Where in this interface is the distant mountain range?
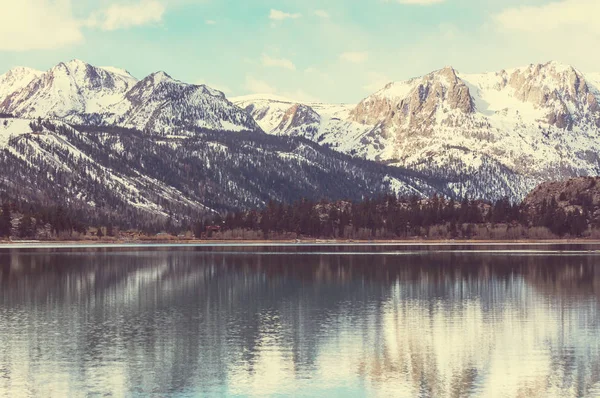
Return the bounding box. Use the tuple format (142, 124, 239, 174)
(234, 61, 600, 200)
(0, 59, 260, 133)
(0, 59, 598, 226)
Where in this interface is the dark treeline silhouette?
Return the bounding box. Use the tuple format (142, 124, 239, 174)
(0, 190, 593, 241)
(207, 194, 592, 240)
(0, 200, 87, 240)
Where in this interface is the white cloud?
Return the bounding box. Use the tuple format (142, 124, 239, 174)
(269, 9, 301, 21)
(91, 0, 165, 31)
(261, 54, 296, 71)
(314, 10, 330, 19)
(495, 0, 600, 33)
(205, 20, 217, 25)
(340, 52, 369, 64)
(0, 0, 168, 51)
(244, 76, 276, 94)
(491, 0, 600, 71)
(0, 0, 83, 51)
(363, 72, 391, 92)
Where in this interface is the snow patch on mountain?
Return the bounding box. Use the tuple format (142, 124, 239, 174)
(0, 118, 37, 146)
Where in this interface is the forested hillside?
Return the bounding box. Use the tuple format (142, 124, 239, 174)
(214, 190, 592, 241)
(0, 118, 443, 233)
(1, 177, 597, 241)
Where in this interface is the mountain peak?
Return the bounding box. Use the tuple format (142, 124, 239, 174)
(0, 66, 43, 84)
(66, 58, 89, 67)
(52, 59, 93, 76)
(515, 61, 580, 78)
(431, 66, 461, 85)
(544, 60, 575, 71)
(98, 66, 137, 80)
(149, 71, 173, 84)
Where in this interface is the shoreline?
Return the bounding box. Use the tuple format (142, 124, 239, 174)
(2, 239, 600, 248)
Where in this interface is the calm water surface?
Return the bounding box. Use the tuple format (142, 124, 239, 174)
(1, 245, 600, 397)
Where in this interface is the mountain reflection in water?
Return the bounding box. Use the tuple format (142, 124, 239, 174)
(0, 247, 599, 397)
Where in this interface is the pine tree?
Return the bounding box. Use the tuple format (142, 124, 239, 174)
(193, 220, 205, 239)
(18, 213, 34, 238)
(260, 212, 271, 238)
(568, 209, 587, 237)
(0, 203, 11, 238)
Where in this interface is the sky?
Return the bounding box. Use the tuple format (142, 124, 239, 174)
(0, 0, 598, 103)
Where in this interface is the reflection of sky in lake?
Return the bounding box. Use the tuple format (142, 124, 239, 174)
(0, 248, 599, 397)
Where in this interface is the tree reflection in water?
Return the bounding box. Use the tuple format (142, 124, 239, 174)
(0, 247, 599, 397)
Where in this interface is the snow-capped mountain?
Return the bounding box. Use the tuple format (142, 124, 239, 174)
(234, 61, 600, 200)
(1, 60, 137, 123)
(0, 59, 260, 133)
(2, 58, 600, 208)
(116, 71, 259, 133)
(232, 94, 370, 147)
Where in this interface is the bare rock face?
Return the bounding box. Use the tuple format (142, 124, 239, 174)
(522, 177, 600, 220)
(271, 104, 321, 140)
(435, 67, 474, 114)
(506, 62, 600, 130)
(232, 62, 600, 202)
(350, 67, 474, 139)
(276, 104, 320, 131)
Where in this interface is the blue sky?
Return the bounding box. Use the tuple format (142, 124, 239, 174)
(0, 0, 598, 103)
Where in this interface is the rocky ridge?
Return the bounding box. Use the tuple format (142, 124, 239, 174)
(234, 61, 600, 201)
(0, 59, 261, 134)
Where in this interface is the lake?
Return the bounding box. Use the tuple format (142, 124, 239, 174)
(1, 244, 599, 397)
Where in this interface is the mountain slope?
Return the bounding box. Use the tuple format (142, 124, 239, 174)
(235, 62, 600, 200)
(114, 72, 260, 133)
(0, 116, 443, 228)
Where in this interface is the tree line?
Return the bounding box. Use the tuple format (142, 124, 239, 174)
(0, 190, 594, 241)
(199, 193, 592, 240)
